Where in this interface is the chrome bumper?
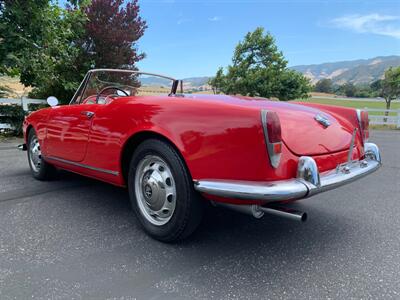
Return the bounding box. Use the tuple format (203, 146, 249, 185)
(194, 143, 381, 203)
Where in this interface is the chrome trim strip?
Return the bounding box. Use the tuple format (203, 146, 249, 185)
(194, 142, 381, 203)
(46, 156, 119, 176)
(88, 69, 177, 82)
(347, 128, 357, 164)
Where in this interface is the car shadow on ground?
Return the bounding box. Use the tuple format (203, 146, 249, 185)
(58, 169, 352, 261)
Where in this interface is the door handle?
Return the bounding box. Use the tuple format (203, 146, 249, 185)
(81, 111, 95, 119)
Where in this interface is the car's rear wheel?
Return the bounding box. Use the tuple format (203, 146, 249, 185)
(128, 139, 204, 242)
(27, 129, 56, 180)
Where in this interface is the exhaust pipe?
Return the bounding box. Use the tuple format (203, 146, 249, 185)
(258, 206, 307, 222)
(214, 203, 307, 222)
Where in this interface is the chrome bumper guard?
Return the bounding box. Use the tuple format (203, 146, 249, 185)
(194, 143, 381, 203)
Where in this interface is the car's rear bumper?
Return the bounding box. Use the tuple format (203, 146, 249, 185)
(194, 143, 381, 203)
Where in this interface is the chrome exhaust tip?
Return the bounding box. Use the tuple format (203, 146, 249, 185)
(259, 205, 307, 222)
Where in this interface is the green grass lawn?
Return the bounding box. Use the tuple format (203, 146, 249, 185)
(293, 97, 400, 116)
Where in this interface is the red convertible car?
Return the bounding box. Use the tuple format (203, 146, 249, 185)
(20, 69, 381, 242)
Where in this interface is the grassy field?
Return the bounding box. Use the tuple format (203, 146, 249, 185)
(293, 96, 400, 129)
(294, 97, 400, 116)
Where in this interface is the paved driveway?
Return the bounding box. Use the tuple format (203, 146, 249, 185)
(0, 131, 399, 299)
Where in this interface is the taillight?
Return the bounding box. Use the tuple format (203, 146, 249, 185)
(261, 110, 282, 168)
(357, 109, 369, 142)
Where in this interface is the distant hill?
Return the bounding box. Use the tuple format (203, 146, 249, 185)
(290, 55, 400, 85)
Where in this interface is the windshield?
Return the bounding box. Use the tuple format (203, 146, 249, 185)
(71, 69, 178, 104)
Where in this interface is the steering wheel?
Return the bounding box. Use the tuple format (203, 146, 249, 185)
(96, 86, 129, 103)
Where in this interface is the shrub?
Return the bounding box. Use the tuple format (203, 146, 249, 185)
(0, 104, 26, 136)
(27, 103, 49, 112)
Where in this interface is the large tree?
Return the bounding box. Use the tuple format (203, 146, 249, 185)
(0, 0, 147, 103)
(0, 0, 50, 75)
(381, 67, 400, 110)
(208, 27, 310, 100)
(373, 67, 400, 122)
(83, 0, 146, 69)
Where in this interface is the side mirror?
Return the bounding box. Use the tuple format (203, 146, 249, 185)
(47, 96, 59, 107)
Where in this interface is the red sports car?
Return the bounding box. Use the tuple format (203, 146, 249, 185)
(20, 69, 381, 242)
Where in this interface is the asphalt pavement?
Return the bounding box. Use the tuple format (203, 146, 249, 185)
(0, 131, 399, 299)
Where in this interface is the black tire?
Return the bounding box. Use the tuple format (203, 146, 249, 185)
(27, 129, 56, 180)
(128, 138, 204, 242)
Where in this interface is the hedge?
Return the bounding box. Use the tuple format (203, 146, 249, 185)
(0, 105, 26, 136)
(27, 103, 49, 112)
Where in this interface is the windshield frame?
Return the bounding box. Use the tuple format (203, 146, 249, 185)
(70, 69, 179, 105)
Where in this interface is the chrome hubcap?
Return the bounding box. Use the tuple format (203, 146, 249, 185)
(29, 136, 42, 172)
(135, 155, 176, 226)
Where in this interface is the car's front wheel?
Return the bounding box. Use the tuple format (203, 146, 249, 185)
(27, 129, 56, 180)
(128, 139, 204, 242)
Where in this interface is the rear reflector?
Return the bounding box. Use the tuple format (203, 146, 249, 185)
(273, 142, 282, 154)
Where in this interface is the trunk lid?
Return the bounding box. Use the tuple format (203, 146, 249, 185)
(186, 94, 354, 156)
(276, 105, 353, 156)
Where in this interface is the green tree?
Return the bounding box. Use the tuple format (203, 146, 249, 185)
(314, 79, 333, 93)
(370, 79, 382, 96)
(0, 1, 87, 102)
(379, 67, 400, 122)
(208, 27, 310, 100)
(0, 0, 50, 75)
(1, 0, 147, 104)
(381, 67, 400, 110)
(208, 67, 226, 94)
(21, 6, 88, 103)
(343, 83, 356, 97)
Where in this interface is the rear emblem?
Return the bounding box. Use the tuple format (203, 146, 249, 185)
(314, 114, 331, 128)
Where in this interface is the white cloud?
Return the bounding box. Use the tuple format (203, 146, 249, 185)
(208, 16, 222, 22)
(331, 13, 400, 39)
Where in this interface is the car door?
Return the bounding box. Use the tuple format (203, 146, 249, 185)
(45, 103, 98, 162)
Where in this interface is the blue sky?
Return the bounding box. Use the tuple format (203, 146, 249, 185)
(136, 0, 400, 78)
(60, 0, 400, 78)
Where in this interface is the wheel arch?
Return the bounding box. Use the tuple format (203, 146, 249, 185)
(120, 130, 191, 185)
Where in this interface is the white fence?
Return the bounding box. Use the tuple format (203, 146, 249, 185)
(0, 97, 46, 111)
(1, 98, 399, 129)
(0, 98, 47, 131)
(365, 108, 400, 128)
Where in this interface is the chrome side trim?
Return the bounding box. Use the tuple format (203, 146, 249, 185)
(46, 156, 119, 176)
(347, 128, 357, 164)
(194, 143, 381, 203)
